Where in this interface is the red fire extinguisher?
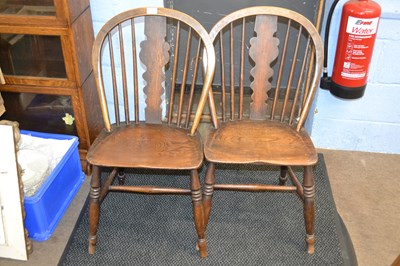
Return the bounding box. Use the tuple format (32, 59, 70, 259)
(321, 0, 381, 99)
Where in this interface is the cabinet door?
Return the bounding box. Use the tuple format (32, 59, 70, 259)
(0, 33, 76, 87)
(1, 34, 66, 78)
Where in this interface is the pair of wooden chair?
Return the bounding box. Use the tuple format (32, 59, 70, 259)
(87, 7, 323, 258)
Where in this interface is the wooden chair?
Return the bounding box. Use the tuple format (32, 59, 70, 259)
(87, 7, 215, 258)
(199, 7, 323, 253)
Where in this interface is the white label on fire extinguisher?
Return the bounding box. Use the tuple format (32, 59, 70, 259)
(346, 16, 379, 35)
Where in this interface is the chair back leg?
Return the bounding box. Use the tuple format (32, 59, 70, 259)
(279, 166, 288, 185)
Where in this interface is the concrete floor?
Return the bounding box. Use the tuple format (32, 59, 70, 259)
(1, 149, 399, 266)
(321, 149, 400, 266)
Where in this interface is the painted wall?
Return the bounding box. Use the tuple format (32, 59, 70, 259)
(311, 0, 400, 154)
(90, 1, 164, 36)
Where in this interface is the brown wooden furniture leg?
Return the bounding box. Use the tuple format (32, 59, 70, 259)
(191, 170, 207, 258)
(118, 168, 125, 185)
(279, 166, 288, 185)
(88, 165, 101, 254)
(203, 162, 215, 230)
(303, 165, 315, 254)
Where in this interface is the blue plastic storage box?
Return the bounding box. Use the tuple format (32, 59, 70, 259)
(21, 130, 85, 241)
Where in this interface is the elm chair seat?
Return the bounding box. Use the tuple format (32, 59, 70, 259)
(204, 120, 317, 166)
(88, 124, 203, 169)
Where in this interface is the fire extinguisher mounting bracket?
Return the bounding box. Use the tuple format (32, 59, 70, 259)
(320, 76, 332, 90)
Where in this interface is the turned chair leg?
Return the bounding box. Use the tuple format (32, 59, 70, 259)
(279, 166, 288, 185)
(118, 168, 125, 185)
(303, 165, 315, 254)
(190, 169, 207, 258)
(88, 165, 101, 254)
(203, 162, 215, 230)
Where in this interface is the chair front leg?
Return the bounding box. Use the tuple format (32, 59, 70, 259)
(88, 165, 101, 254)
(203, 162, 215, 230)
(190, 169, 207, 258)
(303, 165, 315, 254)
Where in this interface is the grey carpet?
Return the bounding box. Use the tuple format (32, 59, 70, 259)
(59, 154, 350, 265)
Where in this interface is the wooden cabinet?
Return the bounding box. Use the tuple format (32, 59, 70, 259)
(0, 0, 103, 166)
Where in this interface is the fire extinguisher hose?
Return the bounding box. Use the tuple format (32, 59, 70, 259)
(320, 0, 340, 89)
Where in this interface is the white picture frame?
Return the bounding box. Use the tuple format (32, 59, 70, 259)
(0, 124, 28, 261)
